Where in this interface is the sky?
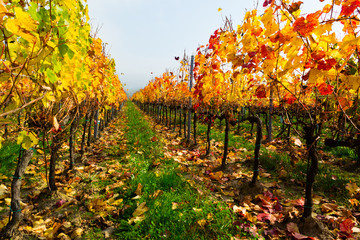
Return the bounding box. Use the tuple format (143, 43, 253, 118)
(86, 0, 328, 95)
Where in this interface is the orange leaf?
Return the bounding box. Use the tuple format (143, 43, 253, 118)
(338, 97, 353, 111)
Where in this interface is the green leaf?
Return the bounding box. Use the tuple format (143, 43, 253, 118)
(67, 48, 75, 59)
(46, 68, 57, 84)
(28, 2, 39, 21)
(76, 71, 81, 81)
(53, 56, 62, 73)
(58, 42, 69, 57)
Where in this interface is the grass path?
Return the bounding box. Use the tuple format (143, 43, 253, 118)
(113, 102, 242, 239)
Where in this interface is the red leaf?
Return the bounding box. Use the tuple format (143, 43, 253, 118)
(340, 218, 355, 235)
(317, 58, 337, 71)
(248, 51, 257, 58)
(318, 82, 334, 95)
(263, 0, 274, 7)
(255, 85, 267, 98)
(340, 0, 360, 16)
(260, 45, 274, 59)
(269, 31, 291, 44)
(194, 103, 200, 111)
(293, 11, 321, 36)
(284, 93, 297, 104)
(292, 197, 305, 207)
(311, 50, 326, 61)
(302, 71, 310, 81)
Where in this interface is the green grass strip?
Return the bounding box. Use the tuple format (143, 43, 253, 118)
(114, 102, 250, 240)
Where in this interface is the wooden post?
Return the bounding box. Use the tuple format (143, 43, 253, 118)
(94, 108, 99, 139)
(187, 55, 194, 142)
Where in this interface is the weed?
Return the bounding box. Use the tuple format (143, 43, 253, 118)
(0, 141, 19, 177)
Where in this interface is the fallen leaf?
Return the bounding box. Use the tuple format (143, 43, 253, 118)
(346, 182, 360, 196)
(291, 137, 302, 147)
(257, 212, 277, 224)
(287, 222, 314, 239)
(128, 202, 149, 224)
(57, 233, 71, 240)
(340, 218, 355, 236)
(110, 198, 123, 206)
(321, 203, 338, 213)
(209, 171, 223, 181)
(197, 219, 207, 227)
(0, 184, 9, 199)
(193, 208, 202, 212)
(71, 228, 84, 239)
(135, 183, 143, 195)
(152, 190, 163, 199)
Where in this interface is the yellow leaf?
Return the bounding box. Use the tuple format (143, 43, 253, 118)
(0, 217, 9, 229)
(128, 202, 148, 224)
(62, 0, 75, 10)
(341, 75, 360, 90)
(0, 0, 7, 21)
(308, 68, 324, 84)
(172, 202, 178, 210)
(346, 182, 359, 196)
(218, 8, 222, 12)
(5, 7, 38, 43)
(197, 219, 207, 227)
(57, 233, 71, 240)
(33, 218, 46, 232)
(128, 215, 146, 224)
(111, 198, 123, 206)
(133, 202, 148, 217)
(17, 131, 38, 150)
(71, 228, 84, 239)
(87, 198, 106, 212)
(36, 149, 44, 155)
(44, 227, 55, 239)
(0, 136, 4, 149)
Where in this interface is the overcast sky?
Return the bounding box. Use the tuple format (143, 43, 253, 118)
(86, 0, 327, 95)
